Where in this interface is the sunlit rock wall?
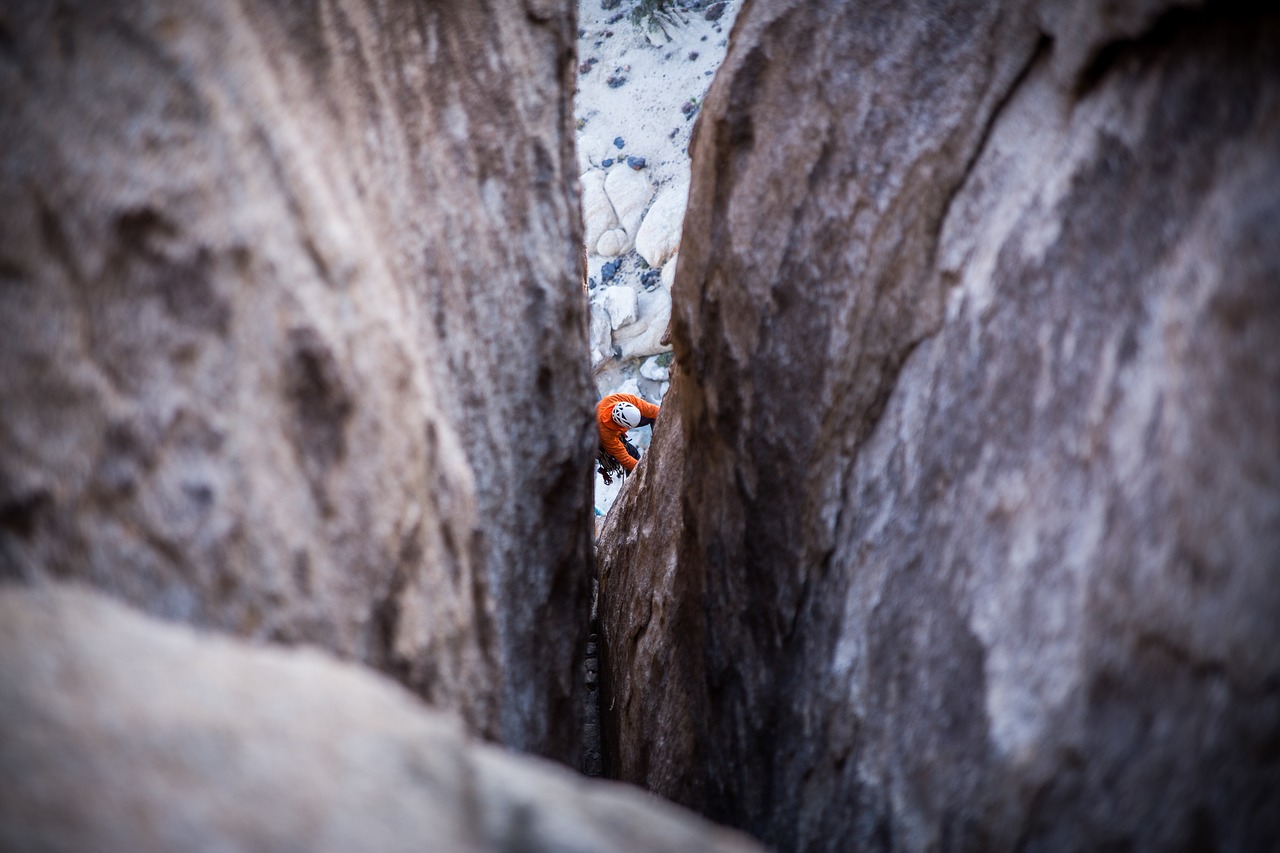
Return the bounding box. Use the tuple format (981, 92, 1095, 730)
(0, 0, 595, 760)
(598, 1, 1280, 849)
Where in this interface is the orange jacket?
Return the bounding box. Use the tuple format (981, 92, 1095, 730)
(597, 393, 660, 472)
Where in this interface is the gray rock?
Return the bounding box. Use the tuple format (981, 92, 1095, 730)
(0, 585, 764, 853)
(598, 1, 1280, 850)
(0, 0, 595, 762)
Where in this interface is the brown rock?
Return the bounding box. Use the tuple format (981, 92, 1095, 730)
(0, 584, 764, 853)
(0, 0, 595, 760)
(599, 1, 1280, 850)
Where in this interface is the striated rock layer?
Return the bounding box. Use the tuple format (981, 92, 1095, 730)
(598, 1, 1280, 850)
(0, 0, 595, 760)
(0, 584, 764, 853)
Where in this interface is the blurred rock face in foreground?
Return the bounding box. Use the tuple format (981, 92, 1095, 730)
(0, 585, 763, 853)
(598, 1, 1280, 849)
(0, 1, 595, 758)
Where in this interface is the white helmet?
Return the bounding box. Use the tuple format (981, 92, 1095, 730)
(611, 401, 642, 429)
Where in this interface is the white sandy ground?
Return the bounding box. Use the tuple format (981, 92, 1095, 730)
(577, 0, 740, 520)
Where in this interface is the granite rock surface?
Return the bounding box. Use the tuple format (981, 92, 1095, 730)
(598, 2, 1280, 849)
(0, 0, 596, 760)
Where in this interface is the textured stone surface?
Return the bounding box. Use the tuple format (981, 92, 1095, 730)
(0, 0, 595, 760)
(0, 584, 764, 853)
(603, 165, 652, 237)
(635, 177, 689, 269)
(600, 284, 640, 331)
(598, 1, 1280, 850)
(613, 286, 673, 361)
(583, 168, 619, 251)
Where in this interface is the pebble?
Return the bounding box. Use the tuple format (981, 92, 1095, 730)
(705, 2, 726, 21)
(688, 51, 699, 61)
(601, 260, 620, 282)
(640, 269, 661, 289)
(613, 136, 625, 149)
(626, 156, 646, 170)
(602, 158, 614, 167)
(606, 74, 627, 88)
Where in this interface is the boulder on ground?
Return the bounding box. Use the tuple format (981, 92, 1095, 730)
(596, 226, 633, 257)
(582, 169, 619, 251)
(636, 178, 690, 268)
(599, 285, 640, 331)
(604, 166, 652, 236)
(613, 287, 672, 361)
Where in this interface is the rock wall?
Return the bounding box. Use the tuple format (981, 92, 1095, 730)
(598, 1, 1280, 850)
(0, 0, 594, 760)
(0, 584, 764, 853)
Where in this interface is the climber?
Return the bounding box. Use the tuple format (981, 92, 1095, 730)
(596, 392, 660, 483)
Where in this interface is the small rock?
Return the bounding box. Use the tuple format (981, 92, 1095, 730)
(596, 228, 631, 257)
(606, 74, 627, 88)
(602, 158, 614, 168)
(626, 156, 646, 170)
(606, 12, 625, 24)
(601, 260, 620, 283)
(705, 1, 726, 21)
(640, 270, 661, 289)
(688, 51, 699, 61)
(613, 136, 625, 149)
(640, 355, 671, 382)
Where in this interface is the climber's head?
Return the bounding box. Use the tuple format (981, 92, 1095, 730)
(611, 401, 642, 429)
